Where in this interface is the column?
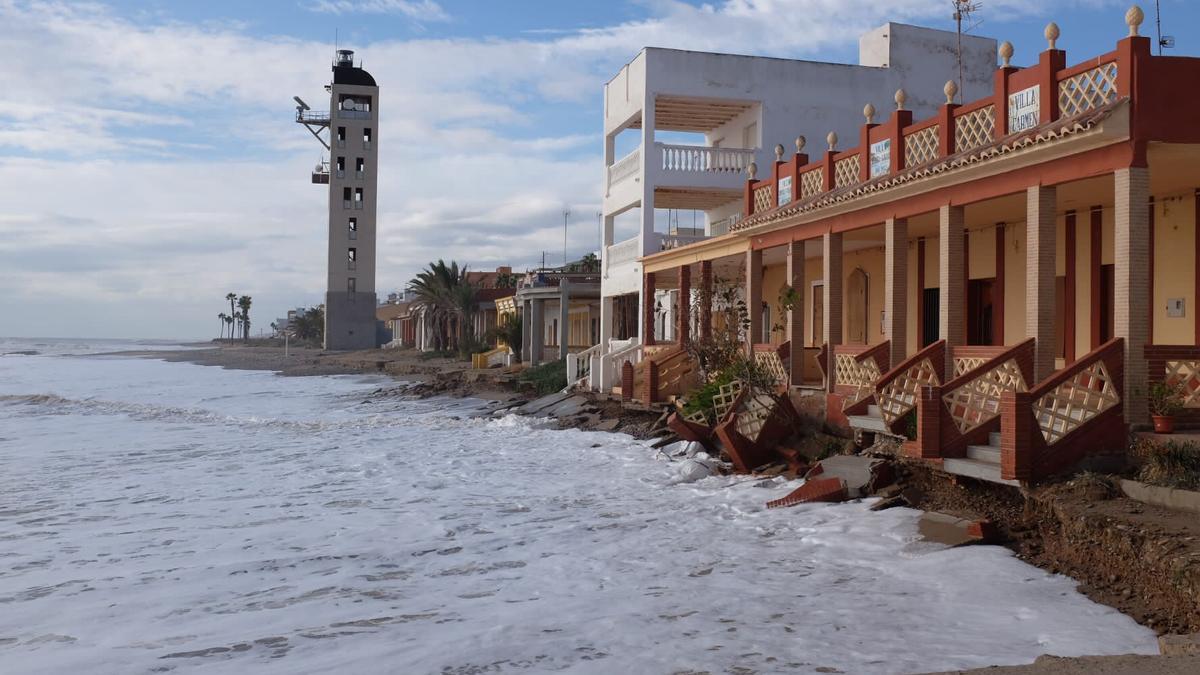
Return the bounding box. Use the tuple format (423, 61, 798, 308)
(642, 272, 656, 346)
(823, 231, 843, 394)
(521, 299, 532, 362)
(746, 248, 763, 351)
(1115, 167, 1151, 424)
(677, 265, 691, 346)
(884, 217, 908, 368)
(786, 239, 805, 385)
(939, 205, 965, 376)
(1027, 185, 1057, 382)
(700, 260, 713, 341)
(530, 299, 545, 365)
(558, 279, 571, 361)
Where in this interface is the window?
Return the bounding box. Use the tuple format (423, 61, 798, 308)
(338, 94, 372, 119)
(355, 157, 364, 179)
(335, 156, 345, 179)
(342, 187, 352, 209)
(347, 277, 356, 300)
(354, 187, 364, 209)
(348, 217, 357, 240)
(363, 128, 372, 149)
(347, 247, 357, 271)
(336, 126, 346, 148)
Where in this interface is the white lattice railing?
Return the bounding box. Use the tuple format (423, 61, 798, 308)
(752, 184, 774, 214)
(754, 345, 788, 388)
(943, 358, 1028, 434)
(566, 343, 602, 388)
(657, 143, 755, 174)
(607, 148, 641, 189)
(800, 169, 823, 198)
(954, 104, 995, 153)
(1033, 360, 1119, 444)
(834, 349, 884, 407)
(1165, 360, 1200, 408)
(834, 155, 860, 189)
(1058, 62, 1119, 118)
(877, 357, 942, 427)
(904, 125, 940, 168)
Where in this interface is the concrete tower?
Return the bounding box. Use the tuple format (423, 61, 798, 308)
(295, 49, 380, 350)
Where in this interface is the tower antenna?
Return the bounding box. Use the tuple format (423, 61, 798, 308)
(563, 207, 571, 269)
(1155, 1, 1175, 55)
(951, 0, 982, 103)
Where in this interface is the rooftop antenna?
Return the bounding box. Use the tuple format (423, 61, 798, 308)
(1155, 1, 1174, 55)
(952, 0, 982, 103)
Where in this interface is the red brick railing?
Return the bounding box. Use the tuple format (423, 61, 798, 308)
(874, 340, 947, 435)
(637, 346, 697, 404)
(1001, 338, 1125, 482)
(914, 339, 1035, 460)
(833, 341, 890, 414)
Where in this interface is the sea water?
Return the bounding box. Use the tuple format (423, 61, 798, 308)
(0, 339, 1158, 674)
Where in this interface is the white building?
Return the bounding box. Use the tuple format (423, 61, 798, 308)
(594, 23, 998, 389)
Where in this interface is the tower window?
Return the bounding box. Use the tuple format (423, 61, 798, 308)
(363, 128, 372, 149)
(336, 127, 346, 148)
(348, 277, 356, 300)
(335, 156, 345, 178)
(348, 217, 357, 240)
(347, 247, 357, 270)
(355, 157, 364, 178)
(354, 188, 364, 209)
(343, 187, 352, 209)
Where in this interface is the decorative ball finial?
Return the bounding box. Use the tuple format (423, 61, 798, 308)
(863, 103, 876, 124)
(826, 131, 838, 151)
(774, 143, 785, 161)
(944, 80, 958, 105)
(999, 41, 1014, 68)
(795, 135, 806, 153)
(747, 161, 757, 180)
(1126, 5, 1144, 36)
(894, 88, 907, 110)
(1045, 22, 1060, 50)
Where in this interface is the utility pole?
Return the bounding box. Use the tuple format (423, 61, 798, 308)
(951, 1, 981, 104)
(563, 207, 571, 269)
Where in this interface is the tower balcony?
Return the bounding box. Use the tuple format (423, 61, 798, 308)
(296, 109, 331, 127)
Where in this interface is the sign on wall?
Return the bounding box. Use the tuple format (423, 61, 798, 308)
(1008, 85, 1041, 133)
(869, 139, 891, 178)
(778, 175, 793, 206)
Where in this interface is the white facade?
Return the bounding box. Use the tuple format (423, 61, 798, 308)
(595, 22, 997, 389)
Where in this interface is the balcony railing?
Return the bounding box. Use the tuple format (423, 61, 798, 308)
(296, 110, 330, 126)
(607, 148, 640, 190)
(338, 109, 371, 120)
(606, 236, 641, 270)
(658, 143, 755, 174)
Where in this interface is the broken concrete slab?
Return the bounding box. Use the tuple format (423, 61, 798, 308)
(516, 392, 572, 415)
(917, 511, 987, 547)
(807, 455, 892, 498)
(765, 477, 848, 509)
(1159, 633, 1200, 656)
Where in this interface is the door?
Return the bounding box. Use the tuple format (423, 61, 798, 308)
(1099, 264, 1115, 343)
(846, 268, 869, 344)
(967, 278, 996, 346)
(922, 288, 940, 347)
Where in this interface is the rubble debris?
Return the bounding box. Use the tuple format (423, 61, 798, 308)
(765, 477, 847, 508)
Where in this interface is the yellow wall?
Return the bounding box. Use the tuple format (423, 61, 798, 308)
(762, 263, 788, 345)
(1154, 195, 1197, 345)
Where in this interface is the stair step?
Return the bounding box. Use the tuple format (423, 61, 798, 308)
(966, 444, 1002, 463)
(943, 457, 1020, 486)
(846, 413, 890, 434)
(867, 404, 882, 417)
(989, 431, 1002, 446)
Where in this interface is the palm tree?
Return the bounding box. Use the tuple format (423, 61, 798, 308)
(224, 313, 235, 339)
(226, 292, 237, 331)
(237, 295, 252, 340)
(407, 260, 478, 353)
(218, 312, 227, 339)
(580, 252, 600, 273)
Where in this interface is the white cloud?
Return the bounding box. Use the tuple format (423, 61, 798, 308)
(306, 0, 449, 21)
(0, 0, 1126, 337)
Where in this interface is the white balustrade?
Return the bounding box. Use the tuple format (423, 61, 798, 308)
(657, 143, 755, 174)
(607, 148, 641, 189)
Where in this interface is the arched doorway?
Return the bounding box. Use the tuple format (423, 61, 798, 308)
(846, 267, 869, 344)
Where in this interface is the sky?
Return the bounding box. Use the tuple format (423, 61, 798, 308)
(2, 0, 1197, 339)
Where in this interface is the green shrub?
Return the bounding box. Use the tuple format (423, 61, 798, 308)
(903, 409, 918, 441)
(680, 370, 737, 425)
(519, 359, 567, 395)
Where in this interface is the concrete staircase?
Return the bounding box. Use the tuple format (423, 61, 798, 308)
(943, 432, 1020, 486)
(846, 404, 892, 435)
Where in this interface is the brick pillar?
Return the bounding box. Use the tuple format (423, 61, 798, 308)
(884, 217, 908, 368)
(643, 271, 656, 347)
(700, 260, 713, 342)
(823, 231, 843, 393)
(939, 205, 965, 376)
(786, 239, 806, 386)
(1115, 167, 1151, 425)
(746, 248, 763, 352)
(1027, 185, 1057, 383)
(677, 265, 691, 347)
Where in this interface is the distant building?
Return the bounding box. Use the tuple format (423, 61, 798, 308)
(296, 49, 380, 350)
